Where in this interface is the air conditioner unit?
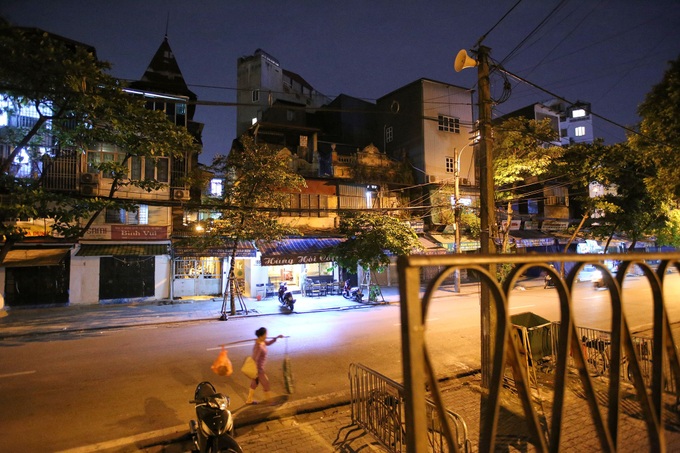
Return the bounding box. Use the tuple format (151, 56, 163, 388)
(427, 175, 438, 183)
(80, 173, 99, 184)
(81, 184, 97, 196)
(172, 189, 189, 200)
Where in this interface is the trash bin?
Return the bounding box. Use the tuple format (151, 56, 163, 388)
(255, 283, 265, 301)
(510, 312, 553, 364)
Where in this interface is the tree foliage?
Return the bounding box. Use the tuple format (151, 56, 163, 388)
(194, 134, 306, 315)
(629, 55, 680, 199)
(493, 116, 563, 190)
(329, 211, 422, 274)
(0, 20, 198, 250)
(555, 141, 667, 250)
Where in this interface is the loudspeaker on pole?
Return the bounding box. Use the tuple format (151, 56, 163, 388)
(454, 49, 478, 72)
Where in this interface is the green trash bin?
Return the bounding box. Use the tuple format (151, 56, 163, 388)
(511, 312, 553, 364)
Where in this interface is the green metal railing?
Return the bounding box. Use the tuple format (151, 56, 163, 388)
(398, 252, 680, 452)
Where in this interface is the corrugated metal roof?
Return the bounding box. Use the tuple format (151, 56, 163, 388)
(76, 244, 169, 257)
(1, 248, 71, 268)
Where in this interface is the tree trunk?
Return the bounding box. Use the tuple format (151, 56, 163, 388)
(228, 239, 238, 316)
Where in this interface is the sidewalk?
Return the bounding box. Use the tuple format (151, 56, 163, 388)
(0, 280, 502, 339)
(0, 286, 406, 339)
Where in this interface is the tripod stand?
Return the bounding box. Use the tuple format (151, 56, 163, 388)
(220, 274, 248, 320)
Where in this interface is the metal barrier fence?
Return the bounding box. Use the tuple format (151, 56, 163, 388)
(575, 325, 678, 395)
(348, 362, 471, 453)
(398, 252, 680, 452)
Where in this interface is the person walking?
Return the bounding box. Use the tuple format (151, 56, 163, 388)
(245, 327, 284, 404)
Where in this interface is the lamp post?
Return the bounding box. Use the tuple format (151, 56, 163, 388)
(451, 141, 474, 293)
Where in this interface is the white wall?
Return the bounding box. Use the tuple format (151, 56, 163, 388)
(69, 253, 100, 305)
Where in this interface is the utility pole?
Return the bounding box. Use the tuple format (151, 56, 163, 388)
(455, 45, 496, 387)
(476, 45, 496, 389)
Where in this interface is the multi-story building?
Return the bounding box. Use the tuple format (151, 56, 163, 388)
(236, 49, 331, 137)
(376, 79, 477, 235)
(0, 32, 200, 308)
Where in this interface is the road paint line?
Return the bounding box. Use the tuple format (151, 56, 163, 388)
(510, 305, 534, 310)
(56, 425, 186, 453)
(0, 370, 36, 379)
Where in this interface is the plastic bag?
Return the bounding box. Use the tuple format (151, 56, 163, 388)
(241, 356, 258, 380)
(211, 347, 233, 377)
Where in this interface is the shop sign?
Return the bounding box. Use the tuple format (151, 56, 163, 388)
(111, 225, 168, 240)
(541, 220, 569, 232)
(524, 220, 539, 230)
(261, 254, 334, 266)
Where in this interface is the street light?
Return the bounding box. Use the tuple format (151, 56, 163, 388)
(451, 141, 475, 292)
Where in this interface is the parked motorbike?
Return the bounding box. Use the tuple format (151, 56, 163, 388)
(281, 291, 295, 311)
(277, 282, 287, 303)
(342, 279, 364, 302)
(189, 381, 243, 453)
(277, 282, 295, 310)
(544, 274, 555, 289)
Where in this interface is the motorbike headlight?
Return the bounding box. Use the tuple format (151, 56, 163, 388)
(593, 270, 603, 280)
(214, 395, 229, 410)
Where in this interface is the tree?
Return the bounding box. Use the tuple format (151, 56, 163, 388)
(629, 55, 680, 199)
(0, 21, 198, 260)
(555, 141, 667, 251)
(329, 211, 422, 297)
(194, 134, 306, 316)
(493, 116, 563, 253)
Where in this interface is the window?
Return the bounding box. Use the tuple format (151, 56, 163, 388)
(527, 199, 539, 214)
(575, 126, 586, 137)
(105, 204, 149, 224)
(286, 194, 329, 217)
(252, 90, 259, 102)
(572, 108, 586, 118)
(445, 156, 455, 173)
(209, 179, 223, 197)
(385, 126, 393, 143)
(438, 115, 460, 133)
(87, 144, 125, 178)
(115, 154, 169, 182)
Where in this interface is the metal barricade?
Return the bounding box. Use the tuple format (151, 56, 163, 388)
(575, 325, 677, 394)
(348, 362, 471, 453)
(398, 252, 680, 452)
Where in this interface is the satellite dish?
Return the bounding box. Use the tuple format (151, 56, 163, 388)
(454, 49, 477, 72)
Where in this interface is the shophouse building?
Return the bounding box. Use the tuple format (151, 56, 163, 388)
(0, 31, 201, 308)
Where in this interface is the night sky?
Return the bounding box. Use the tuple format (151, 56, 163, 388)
(2, 0, 679, 165)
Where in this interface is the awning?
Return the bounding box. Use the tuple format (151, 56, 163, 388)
(428, 234, 480, 252)
(258, 237, 343, 266)
(1, 248, 71, 268)
(418, 236, 447, 255)
(508, 230, 556, 248)
(175, 241, 257, 258)
(76, 243, 170, 257)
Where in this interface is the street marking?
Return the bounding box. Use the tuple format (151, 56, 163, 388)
(0, 370, 36, 379)
(56, 425, 186, 453)
(509, 305, 534, 310)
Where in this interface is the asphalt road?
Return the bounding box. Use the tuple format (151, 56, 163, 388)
(2, 274, 680, 451)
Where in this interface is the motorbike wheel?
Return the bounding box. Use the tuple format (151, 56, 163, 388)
(342, 292, 351, 299)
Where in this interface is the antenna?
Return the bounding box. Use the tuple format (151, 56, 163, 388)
(164, 11, 170, 38)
